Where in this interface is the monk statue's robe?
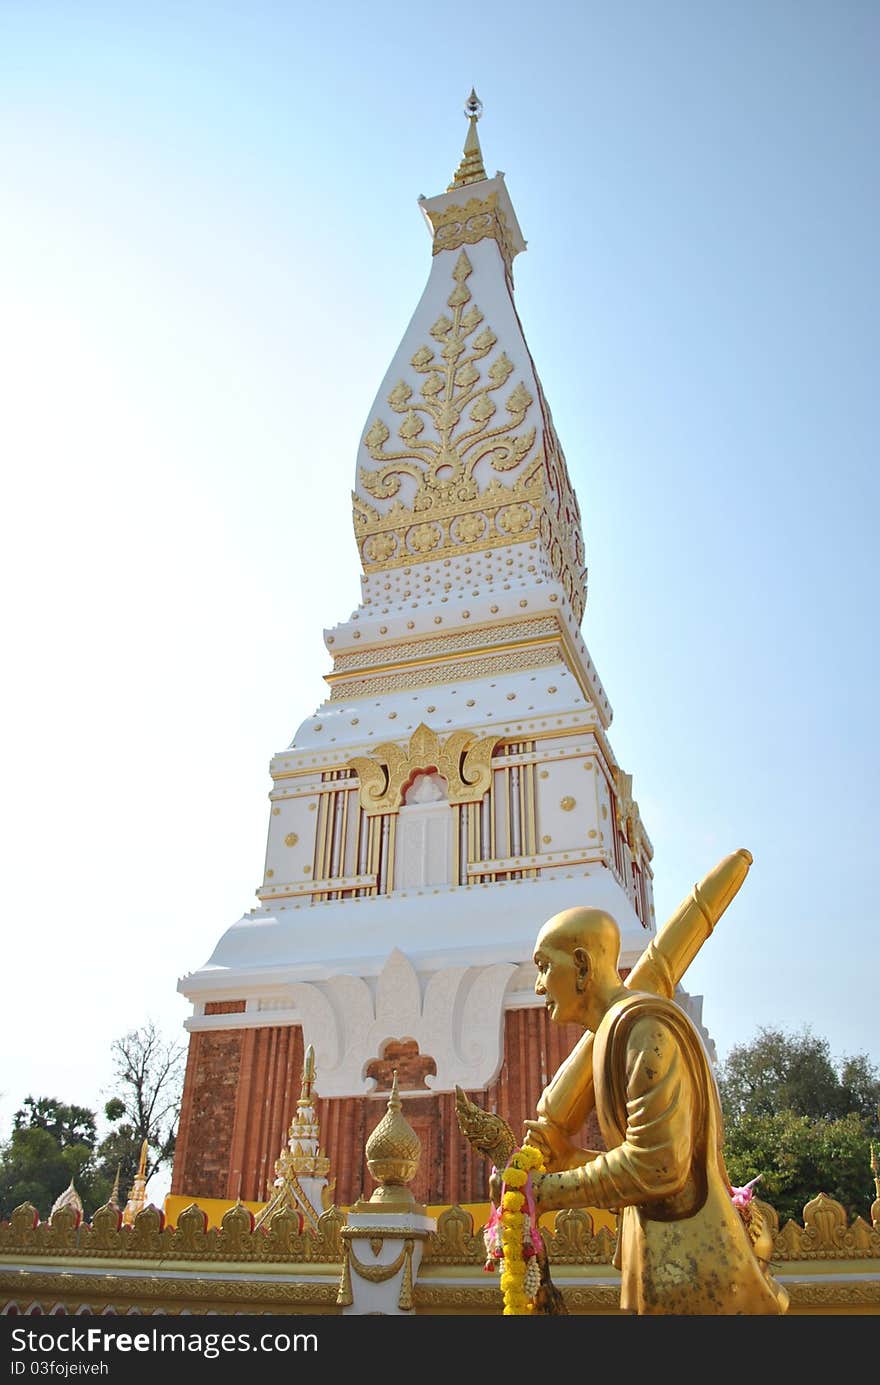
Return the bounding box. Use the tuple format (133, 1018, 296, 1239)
(548, 992, 789, 1315)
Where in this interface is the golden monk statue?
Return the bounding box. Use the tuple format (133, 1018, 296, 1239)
(525, 905, 789, 1315)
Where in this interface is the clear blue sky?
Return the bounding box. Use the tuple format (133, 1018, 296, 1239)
(1, 1, 877, 1156)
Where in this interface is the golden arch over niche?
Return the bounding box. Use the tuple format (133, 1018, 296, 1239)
(348, 723, 497, 817)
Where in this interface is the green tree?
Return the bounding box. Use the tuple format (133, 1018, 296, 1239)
(718, 1027, 880, 1124)
(718, 1027, 879, 1223)
(0, 1098, 111, 1220)
(13, 1096, 97, 1148)
(95, 1021, 185, 1190)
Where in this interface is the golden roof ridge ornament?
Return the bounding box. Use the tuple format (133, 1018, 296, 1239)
(448, 88, 487, 190)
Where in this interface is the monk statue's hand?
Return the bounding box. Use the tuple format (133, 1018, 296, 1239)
(523, 1119, 582, 1171)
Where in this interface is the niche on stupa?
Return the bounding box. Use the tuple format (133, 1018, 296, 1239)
(393, 771, 453, 888)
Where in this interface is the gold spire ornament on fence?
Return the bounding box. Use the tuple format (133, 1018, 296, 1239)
(255, 1043, 334, 1232)
(122, 1141, 149, 1227)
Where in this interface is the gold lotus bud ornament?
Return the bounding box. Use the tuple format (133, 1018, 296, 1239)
(363, 1071, 421, 1208)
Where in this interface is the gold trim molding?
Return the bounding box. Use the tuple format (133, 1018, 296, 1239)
(772, 1192, 880, 1260)
(0, 1200, 345, 1264)
(0, 1270, 340, 1313)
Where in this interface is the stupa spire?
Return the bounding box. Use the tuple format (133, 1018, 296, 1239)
(255, 1043, 333, 1231)
(448, 88, 487, 189)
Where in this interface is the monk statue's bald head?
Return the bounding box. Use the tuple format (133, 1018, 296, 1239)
(536, 907, 621, 970)
(533, 908, 624, 1027)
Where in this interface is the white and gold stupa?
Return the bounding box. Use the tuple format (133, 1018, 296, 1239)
(173, 96, 659, 1209)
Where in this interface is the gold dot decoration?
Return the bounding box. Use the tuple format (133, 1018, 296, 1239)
(272, 807, 281, 816)
(542, 834, 552, 844)
(601, 804, 608, 819)
(266, 869, 274, 878)
(284, 833, 299, 847)
(539, 770, 549, 779)
(309, 803, 317, 812)
(466, 699, 475, 707)
(588, 829, 598, 839)
(560, 796, 576, 812)
(304, 865, 311, 874)
(548, 686, 557, 694)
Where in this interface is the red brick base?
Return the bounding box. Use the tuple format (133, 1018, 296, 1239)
(171, 1008, 603, 1205)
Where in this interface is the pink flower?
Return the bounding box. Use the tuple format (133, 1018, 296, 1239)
(730, 1174, 761, 1210)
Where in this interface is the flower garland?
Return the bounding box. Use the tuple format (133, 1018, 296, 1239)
(483, 1144, 546, 1315)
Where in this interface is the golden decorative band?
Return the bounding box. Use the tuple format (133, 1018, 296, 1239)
(329, 644, 562, 701)
(424, 193, 518, 277)
(330, 617, 559, 673)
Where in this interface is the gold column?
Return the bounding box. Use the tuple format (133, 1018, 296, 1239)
(339, 785, 351, 879)
(525, 757, 537, 877)
(313, 790, 329, 900)
(368, 817, 380, 896)
(386, 814, 397, 894)
(489, 767, 497, 876)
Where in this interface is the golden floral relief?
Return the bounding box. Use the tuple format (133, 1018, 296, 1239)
(353, 252, 588, 621)
(360, 252, 536, 518)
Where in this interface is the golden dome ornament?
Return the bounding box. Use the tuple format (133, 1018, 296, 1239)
(359, 1071, 422, 1210)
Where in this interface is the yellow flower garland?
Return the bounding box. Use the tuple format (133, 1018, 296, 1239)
(499, 1145, 545, 1315)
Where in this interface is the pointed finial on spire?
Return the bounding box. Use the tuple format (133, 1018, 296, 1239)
(449, 88, 487, 190)
(109, 1164, 121, 1209)
(301, 1043, 316, 1102)
(137, 1139, 148, 1179)
(388, 1067, 401, 1112)
(465, 87, 483, 121)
